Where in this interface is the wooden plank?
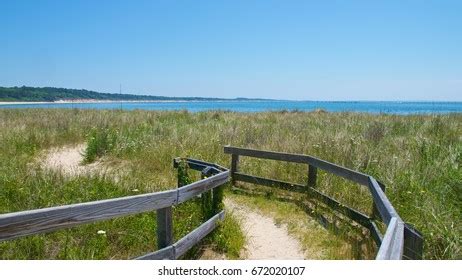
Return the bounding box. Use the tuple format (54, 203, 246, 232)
(173, 158, 225, 174)
(305, 187, 371, 229)
(184, 158, 228, 172)
(234, 172, 306, 194)
(224, 146, 370, 186)
(376, 217, 404, 260)
(368, 177, 398, 225)
(371, 180, 386, 219)
(308, 165, 317, 187)
(156, 207, 173, 249)
(369, 221, 383, 247)
(135, 245, 175, 260)
(234, 172, 371, 228)
(174, 210, 225, 258)
(177, 171, 230, 203)
(0, 189, 177, 241)
(390, 220, 404, 259)
(403, 223, 424, 259)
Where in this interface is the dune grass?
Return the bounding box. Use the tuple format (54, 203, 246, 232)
(0, 109, 460, 259)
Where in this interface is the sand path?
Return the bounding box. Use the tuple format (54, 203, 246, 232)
(225, 199, 305, 259)
(42, 144, 305, 259)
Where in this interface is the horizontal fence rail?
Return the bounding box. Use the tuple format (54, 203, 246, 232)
(0, 158, 230, 260)
(224, 146, 423, 260)
(136, 211, 225, 260)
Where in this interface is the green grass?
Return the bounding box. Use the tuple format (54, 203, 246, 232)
(0, 109, 460, 259)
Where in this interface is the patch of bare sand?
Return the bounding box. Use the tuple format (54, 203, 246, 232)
(225, 199, 305, 260)
(41, 144, 122, 178)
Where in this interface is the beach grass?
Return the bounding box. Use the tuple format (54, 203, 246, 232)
(0, 109, 460, 259)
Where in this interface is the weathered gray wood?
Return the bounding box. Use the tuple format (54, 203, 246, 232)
(369, 221, 383, 247)
(177, 171, 230, 203)
(390, 219, 404, 259)
(308, 165, 317, 187)
(376, 217, 404, 260)
(185, 158, 227, 172)
(234, 172, 371, 228)
(0, 189, 177, 241)
(174, 210, 225, 258)
(156, 207, 173, 249)
(234, 172, 306, 194)
(372, 181, 386, 220)
(174, 158, 226, 174)
(305, 187, 371, 229)
(224, 146, 370, 185)
(135, 245, 175, 260)
(230, 153, 239, 185)
(368, 177, 398, 225)
(403, 223, 424, 259)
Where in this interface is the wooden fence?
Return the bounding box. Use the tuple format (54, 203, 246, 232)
(0, 158, 229, 260)
(0, 147, 423, 260)
(224, 146, 423, 260)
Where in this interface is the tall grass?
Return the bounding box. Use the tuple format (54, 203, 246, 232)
(0, 109, 460, 259)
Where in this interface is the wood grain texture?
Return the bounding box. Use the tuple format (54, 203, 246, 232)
(376, 217, 404, 260)
(367, 177, 399, 225)
(0, 189, 177, 241)
(177, 171, 230, 203)
(135, 245, 175, 260)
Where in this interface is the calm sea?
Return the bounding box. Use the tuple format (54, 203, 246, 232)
(1, 101, 461, 114)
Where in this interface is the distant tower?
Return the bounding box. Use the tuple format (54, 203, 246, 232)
(119, 84, 122, 95)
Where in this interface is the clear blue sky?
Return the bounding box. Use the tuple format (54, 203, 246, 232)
(1, 0, 461, 101)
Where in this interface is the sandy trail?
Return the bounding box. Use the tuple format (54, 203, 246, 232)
(225, 199, 305, 260)
(41, 145, 304, 259)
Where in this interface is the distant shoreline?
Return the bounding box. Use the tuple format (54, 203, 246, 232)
(0, 99, 245, 105)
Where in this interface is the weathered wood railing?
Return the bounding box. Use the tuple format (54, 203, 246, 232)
(224, 146, 423, 260)
(0, 158, 229, 260)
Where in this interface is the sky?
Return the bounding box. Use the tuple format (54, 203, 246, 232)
(1, 0, 461, 101)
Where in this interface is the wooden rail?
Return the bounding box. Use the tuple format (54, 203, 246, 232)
(0, 158, 229, 259)
(224, 146, 423, 260)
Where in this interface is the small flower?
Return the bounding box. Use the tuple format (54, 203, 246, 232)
(131, 189, 139, 192)
(97, 230, 106, 235)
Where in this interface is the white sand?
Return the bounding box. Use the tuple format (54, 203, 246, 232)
(42, 144, 103, 176)
(225, 199, 305, 260)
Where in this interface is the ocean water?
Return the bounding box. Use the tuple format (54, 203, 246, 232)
(1, 101, 461, 114)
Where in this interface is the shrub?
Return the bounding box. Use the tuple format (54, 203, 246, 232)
(82, 127, 117, 163)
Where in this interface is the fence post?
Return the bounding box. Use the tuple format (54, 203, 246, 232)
(230, 154, 239, 185)
(156, 207, 173, 250)
(201, 168, 213, 220)
(308, 165, 317, 187)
